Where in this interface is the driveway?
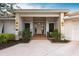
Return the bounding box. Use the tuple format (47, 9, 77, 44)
(0, 40, 79, 56)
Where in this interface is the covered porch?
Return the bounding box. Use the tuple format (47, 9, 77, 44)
(14, 9, 69, 40)
(20, 17, 59, 37)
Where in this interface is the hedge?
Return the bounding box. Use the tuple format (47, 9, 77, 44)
(0, 33, 15, 44)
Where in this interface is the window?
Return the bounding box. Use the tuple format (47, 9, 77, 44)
(25, 23, 30, 30)
(49, 23, 54, 32)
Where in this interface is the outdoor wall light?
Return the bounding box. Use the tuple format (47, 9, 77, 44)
(61, 21, 64, 26)
(16, 22, 18, 24)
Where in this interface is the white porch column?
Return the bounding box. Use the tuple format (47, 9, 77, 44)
(30, 18, 33, 36)
(15, 13, 20, 40)
(59, 12, 64, 40)
(46, 17, 49, 36)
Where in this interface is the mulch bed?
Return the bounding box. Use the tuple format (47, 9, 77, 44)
(49, 39, 70, 43)
(0, 40, 30, 50)
(0, 40, 19, 50)
(0, 39, 70, 50)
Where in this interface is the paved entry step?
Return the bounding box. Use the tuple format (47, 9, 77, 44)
(32, 34, 47, 40)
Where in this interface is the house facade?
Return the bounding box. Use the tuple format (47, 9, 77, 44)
(0, 9, 79, 41)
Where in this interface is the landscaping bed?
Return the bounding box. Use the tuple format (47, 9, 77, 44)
(0, 39, 31, 50)
(0, 28, 32, 50)
(0, 40, 20, 50)
(49, 39, 70, 43)
(47, 29, 70, 43)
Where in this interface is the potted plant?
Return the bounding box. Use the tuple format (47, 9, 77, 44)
(22, 28, 32, 43)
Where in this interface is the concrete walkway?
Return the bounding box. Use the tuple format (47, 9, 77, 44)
(0, 40, 79, 56)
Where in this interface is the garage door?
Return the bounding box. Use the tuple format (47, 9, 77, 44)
(72, 21, 79, 41)
(64, 20, 73, 40)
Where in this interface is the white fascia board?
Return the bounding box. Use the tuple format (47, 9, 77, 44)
(14, 9, 69, 13)
(0, 17, 15, 20)
(64, 15, 79, 20)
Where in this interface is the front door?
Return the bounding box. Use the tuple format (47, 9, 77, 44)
(35, 22, 44, 34)
(37, 23, 43, 34)
(49, 23, 54, 32)
(34, 22, 45, 35)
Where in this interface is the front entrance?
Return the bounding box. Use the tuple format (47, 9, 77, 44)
(34, 22, 44, 35)
(22, 17, 58, 38)
(33, 17, 46, 35)
(33, 34, 47, 40)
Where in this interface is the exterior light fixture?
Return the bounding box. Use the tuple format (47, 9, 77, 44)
(61, 21, 64, 26)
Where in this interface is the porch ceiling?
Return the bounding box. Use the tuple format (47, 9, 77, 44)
(20, 12, 60, 17)
(22, 17, 58, 22)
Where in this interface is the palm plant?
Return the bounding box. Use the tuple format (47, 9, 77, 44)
(50, 29, 61, 41)
(22, 28, 32, 43)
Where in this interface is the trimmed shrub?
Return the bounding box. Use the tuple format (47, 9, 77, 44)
(0, 33, 15, 44)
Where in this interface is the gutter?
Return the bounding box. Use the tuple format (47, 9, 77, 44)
(64, 15, 79, 20)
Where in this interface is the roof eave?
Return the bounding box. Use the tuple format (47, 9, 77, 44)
(14, 9, 69, 13)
